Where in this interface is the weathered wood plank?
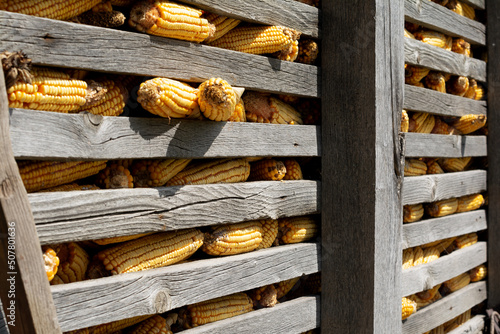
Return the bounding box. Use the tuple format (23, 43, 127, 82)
(10, 109, 320, 160)
(0, 303, 8, 334)
(404, 133, 487, 158)
(446, 315, 485, 334)
(402, 282, 487, 334)
(402, 210, 487, 249)
(404, 85, 487, 117)
(405, 0, 486, 45)
(181, 296, 319, 334)
(402, 242, 487, 296)
(51, 243, 320, 332)
(460, 0, 485, 10)
(404, 38, 486, 81)
(0, 11, 319, 97)
(30, 180, 320, 245)
(402, 170, 487, 205)
(177, 0, 319, 38)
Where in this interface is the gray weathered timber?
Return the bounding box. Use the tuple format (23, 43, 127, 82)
(405, 0, 486, 45)
(0, 303, 8, 334)
(446, 315, 485, 334)
(181, 296, 319, 334)
(176, 0, 319, 38)
(0, 58, 61, 333)
(460, 0, 485, 10)
(402, 170, 487, 205)
(404, 85, 487, 117)
(402, 210, 487, 249)
(402, 282, 487, 334)
(9, 109, 320, 160)
(29, 181, 320, 245)
(0, 11, 319, 98)
(404, 38, 486, 81)
(404, 133, 487, 158)
(321, 0, 404, 332)
(402, 242, 486, 296)
(51, 243, 320, 332)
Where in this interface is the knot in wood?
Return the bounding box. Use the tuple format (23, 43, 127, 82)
(86, 112, 103, 126)
(154, 289, 171, 313)
(0, 177, 13, 199)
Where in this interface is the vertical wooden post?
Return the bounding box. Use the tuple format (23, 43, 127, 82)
(0, 68, 61, 332)
(321, 0, 404, 332)
(487, 0, 500, 310)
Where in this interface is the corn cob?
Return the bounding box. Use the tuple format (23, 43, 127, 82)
(39, 183, 100, 192)
(203, 13, 241, 43)
(93, 233, 154, 245)
(197, 78, 240, 121)
(403, 204, 424, 223)
(111, 0, 136, 5)
(131, 159, 191, 188)
(0, 0, 102, 20)
(454, 233, 478, 249)
(282, 159, 303, 180)
(256, 219, 279, 250)
(425, 198, 458, 217)
(414, 30, 452, 50)
(452, 38, 471, 57)
(464, 79, 477, 99)
(179, 293, 253, 329)
(426, 160, 445, 174)
(71, 4, 126, 28)
(405, 66, 430, 85)
(412, 288, 442, 309)
(456, 193, 484, 213)
(402, 297, 417, 320)
(434, 237, 456, 254)
(278, 216, 318, 244)
(452, 309, 472, 328)
(296, 39, 319, 65)
(422, 246, 440, 264)
(274, 40, 300, 62)
(431, 117, 457, 135)
(404, 28, 415, 39)
(475, 84, 485, 100)
(409, 112, 435, 133)
(461, 2, 475, 19)
(72, 315, 153, 334)
(403, 248, 414, 269)
(416, 284, 442, 302)
(401, 110, 409, 132)
(438, 156, 472, 172)
(446, 0, 464, 15)
(469, 264, 487, 282)
(202, 221, 263, 256)
(227, 98, 246, 122)
(42, 246, 59, 282)
(1, 51, 33, 91)
(50, 242, 90, 284)
(128, 314, 176, 334)
(412, 246, 425, 266)
(165, 158, 250, 186)
(425, 71, 447, 93)
(276, 277, 301, 299)
(243, 92, 303, 125)
(18, 160, 107, 193)
(248, 159, 287, 181)
(441, 272, 471, 295)
(137, 77, 201, 119)
(129, 0, 214, 42)
(79, 78, 130, 116)
(249, 284, 278, 308)
(95, 161, 134, 189)
(88, 229, 204, 277)
(446, 76, 469, 97)
(404, 159, 427, 176)
(449, 114, 487, 134)
(428, 324, 445, 334)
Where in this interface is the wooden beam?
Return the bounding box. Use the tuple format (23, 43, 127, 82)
(404, 133, 487, 158)
(446, 315, 485, 334)
(460, 0, 485, 10)
(321, 0, 404, 332)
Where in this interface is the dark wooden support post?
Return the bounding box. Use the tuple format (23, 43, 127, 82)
(321, 0, 404, 332)
(0, 68, 61, 332)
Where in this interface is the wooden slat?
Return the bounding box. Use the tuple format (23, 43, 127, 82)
(402, 210, 487, 249)
(404, 133, 487, 158)
(402, 170, 487, 205)
(404, 85, 487, 117)
(10, 109, 320, 160)
(405, 0, 486, 45)
(0, 11, 319, 98)
(181, 296, 319, 334)
(177, 0, 320, 38)
(51, 243, 320, 332)
(461, 0, 485, 10)
(402, 281, 487, 334)
(404, 38, 486, 81)
(0, 303, 8, 334)
(447, 315, 485, 334)
(402, 242, 486, 296)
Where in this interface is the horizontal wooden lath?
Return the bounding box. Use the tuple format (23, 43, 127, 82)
(447, 315, 485, 334)
(402, 281, 487, 334)
(404, 38, 486, 81)
(404, 133, 487, 158)
(402, 242, 486, 296)
(51, 243, 320, 331)
(405, 0, 486, 45)
(0, 11, 319, 97)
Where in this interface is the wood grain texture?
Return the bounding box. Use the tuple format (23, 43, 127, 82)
(404, 85, 487, 117)
(402, 282, 487, 334)
(402, 170, 487, 205)
(0, 11, 319, 97)
(29, 181, 320, 245)
(404, 0, 486, 45)
(404, 133, 487, 158)
(181, 296, 319, 334)
(402, 210, 487, 249)
(404, 38, 486, 81)
(0, 303, 8, 334)
(51, 243, 320, 332)
(402, 242, 487, 296)
(177, 0, 320, 38)
(460, 0, 485, 10)
(446, 315, 485, 334)
(9, 109, 320, 160)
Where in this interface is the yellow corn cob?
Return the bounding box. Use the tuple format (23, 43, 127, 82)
(243, 92, 303, 125)
(428, 324, 445, 334)
(274, 39, 299, 62)
(249, 284, 278, 308)
(38, 183, 100, 192)
(425, 198, 458, 217)
(454, 233, 478, 249)
(410, 112, 435, 133)
(256, 219, 279, 250)
(165, 158, 250, 186)
(73, 315, 153, 334)
(452, 309, 472, 328)
(227, 98, 246, 122)
(416, 284, 442, 302)
(412, 288, 442, 309)
(42, 246, 59, 282)
(282, 159, 303, 180)
(79, 78, 129, 116)
(475, 84, 485, 100)
(404, 28, 415, 39)
(129, 0, 214, 42)
(111, 0, 136, 5)
(403, 204, 424, 223)
(296, 39, 319, 65)
(405, 66, 430, 85)
(179, 293, 254, 329)
(446, 0, 463, 15)
(401, 110, 409, 133)
(278, 216, 318, 244)
(90, 1, 113, 12)
(404, 159, 428, 176)
(434, 237, 456, 254)
(441, 272, 471, 295)
(425, 71, 447, 93)
(93, 233, 154, 245)
(248, 159, 287, 181)
(438, 156, 472, 172)
(403, 248, 414, 269)
(202, 221, 263, 256)
(71, 6, 126, 28)
(50, 242, 90, 284)
(276, 277, 301, 299)
(402, 297, 417, 320)
(456, 193, 484, 213)
(203, 13, 241, 43)
(131, 159, 191, 188)
(412, 246, 425, 266)
(452, 38, 471, 57)
(464, 79, 477, 99)
(1, 51, 32, 91)
(197, 78, 239, 121)
(95, 161, 134, 189)
(446, 76, 469, 97)
(426, 160, 445, 174)
(469, 264, 487, 282)
(414, 30, 452, 50)
(128, 314, 176, 334)
(137, 77, 200, 119)
(422, 246, 440, 264)
(0, 0, 102, 20)
(431, 117, 457, 135)
(461, 2, 475, 19)
(450, 114, 487, 134)
(18, 160, 107, 193)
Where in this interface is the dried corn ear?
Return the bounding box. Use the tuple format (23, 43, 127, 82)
(79, 315, 153, 334)
(51, 242, 90, 284)
(39, 183, 100, 192)
(425, 198, 458, 217)
(276, 277, 301, 299)
(446, 76, 469, 97)
(425, 71, 447, 93)
(404, 159, 427, 176)
(243, 92, 303, 125)
(128, 314, 176, 334)
(282, 159, 303, 180)
(131, 159, 191, 187)
(452, 38, 471, 57)
(1, 51, 32, 91)
(414, 30, 452, 50)
(95, 161, 134, 189)
(403, 248, 414, 269)
(412, 246, 425, 266)
(204, 13, 241, 43)
(227, 98, 246, 122)
(475, 84, 485, 100)
(438, 156, 472, 172)
(42, 246, 59, 282)
(441, 272, 470, 295)
(202, 221, 263, 256)
(410, 112, 435, 133)
(461, 2, 475, 20)
(404, 28, 415, 39)
(416, 284, 442, 302)
(426, 160, 445, 174)
(422, 246, 440, 264)
(401, 110, 409, 132)
(0, 0, 102, 20)
(248, 159, 287, 181)
(431, 117, 456, 135)
(405, 66, 430, 85)
(256, 219, 279, 250)
(249, 284, 278, 308)
(434, 237, 456, 254)
(197, 78, 240, 121)
(278, 216, 318, 244)
(469, 264, 487, 282)
(274, 40, 299, 62)
(456, 193, 484, 213)
(403, 204, 424, 223)
(402, 297, 417, 320)
(93, 233, 154, 245)
(450, 114, 487, 134)
(454, 233, 478, 249)
(71, 6, 126, 28)
(80, 78, 129, 116)
(296, 39, 319, 65)
(464, 79, 477, 99)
